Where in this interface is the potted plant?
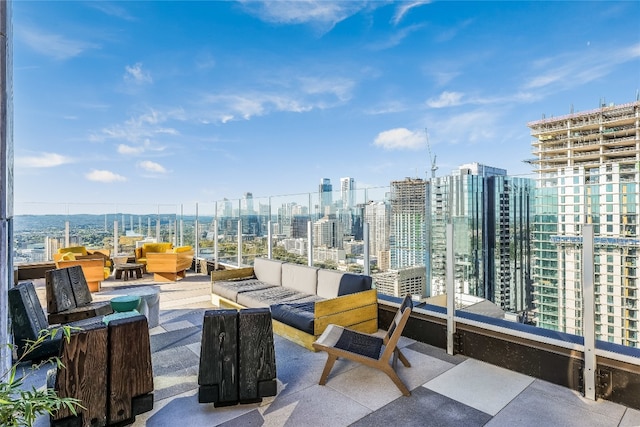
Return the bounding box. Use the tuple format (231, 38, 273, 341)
(0, 327, 82, 427)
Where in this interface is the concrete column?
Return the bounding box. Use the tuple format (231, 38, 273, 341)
(1, 0, 13, 374)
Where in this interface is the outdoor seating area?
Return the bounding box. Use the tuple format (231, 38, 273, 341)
(10, 268, 640, 427)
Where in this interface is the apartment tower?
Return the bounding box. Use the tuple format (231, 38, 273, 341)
(528, 100, 640, 346)
(429, 163, 534, 313)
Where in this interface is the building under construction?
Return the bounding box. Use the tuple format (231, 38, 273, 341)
(389, 178, 429, 272)
(528, 100, 640, 346)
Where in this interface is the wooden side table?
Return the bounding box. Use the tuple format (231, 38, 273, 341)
(114, 263, 144, 281)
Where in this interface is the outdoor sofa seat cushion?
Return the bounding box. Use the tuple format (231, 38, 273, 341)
(270, 301, 316, 334)
(212, 279, 277, 302)
(236, 286, 321, 308)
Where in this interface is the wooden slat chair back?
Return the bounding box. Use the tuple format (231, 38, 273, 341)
(45, 266, 112, 324)
(8, 281, 62, 361)
(312, 295, 413, 396)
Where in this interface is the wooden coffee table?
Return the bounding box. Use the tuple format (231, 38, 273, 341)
(114, 263, 144, 281)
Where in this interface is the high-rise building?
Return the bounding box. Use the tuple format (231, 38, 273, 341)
(528, 100, 640, 346)
(313, 216, 342, 249)
(340, 177, 356, 209)
(364, 200, 390, 270)
(429, 163, 534, 313)
(319, 178, 333, 217)
(389, 178, 428, 282)
(373, 266, 426, 298)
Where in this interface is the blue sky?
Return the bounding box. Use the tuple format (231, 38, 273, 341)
(12, 1, 640, 214)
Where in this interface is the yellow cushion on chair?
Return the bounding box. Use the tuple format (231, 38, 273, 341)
(58, 246, 88, 256)
(60, 252, 77, 261)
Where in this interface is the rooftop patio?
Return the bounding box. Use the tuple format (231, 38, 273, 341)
(19, 270, 640, 427)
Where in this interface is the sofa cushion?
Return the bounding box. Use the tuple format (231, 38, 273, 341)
(237, 286, 313, 308)
(173, 245, 193, 253)
(142, 243, 173, 256)
(253, 258, 284, 286)
(270, 302, 316, 335)
(281, 264, 319, 295)
(316, 270, 373, 299)
(212, 279, 277, 303)
(58, 246, 88, 256)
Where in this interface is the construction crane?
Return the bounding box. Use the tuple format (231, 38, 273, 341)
(425, 128, 438, 179)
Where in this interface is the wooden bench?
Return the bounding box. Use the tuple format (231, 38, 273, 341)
(46, 265, 113, 324)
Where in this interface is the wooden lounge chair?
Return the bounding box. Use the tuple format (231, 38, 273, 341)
(312, 295, 413, 396)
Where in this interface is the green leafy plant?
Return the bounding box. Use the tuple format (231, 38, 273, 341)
(0, 327, 83, 427)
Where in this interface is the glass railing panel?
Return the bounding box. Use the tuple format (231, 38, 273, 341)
(268, 192, 314, 265)
(12, 166, 640, 360)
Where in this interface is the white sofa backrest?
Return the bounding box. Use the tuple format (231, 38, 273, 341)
(281, 264, 318, 295)
(253, 258, 285, 286)
(317, 270, 373, 299)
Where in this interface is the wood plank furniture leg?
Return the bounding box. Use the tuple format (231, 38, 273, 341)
(51, 322, 108, 427)
(108, 315, 154, 425)
(238, 307, 277, 403)
(198, 309, 239, 406)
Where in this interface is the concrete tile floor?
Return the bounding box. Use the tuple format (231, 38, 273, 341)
(24, 270, 640, 426)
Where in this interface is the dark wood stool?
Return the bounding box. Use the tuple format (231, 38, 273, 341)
(198, 309, 239, 406)
(198, 308, 277, 406)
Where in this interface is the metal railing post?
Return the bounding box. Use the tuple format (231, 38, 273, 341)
(214, 219, 218, 271)
(267, 220, 272, 259)
(113, 220, 119, 255)
(237, 220, 242, 267)
(363, 222, 370, 276)
(446, 222, 455, 355)
(64, 220, 70, 248)
(582, 224, 596, 400)
(307, 220, 313, 267)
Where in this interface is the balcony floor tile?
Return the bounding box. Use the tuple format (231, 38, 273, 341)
(423, 358, 534, 416)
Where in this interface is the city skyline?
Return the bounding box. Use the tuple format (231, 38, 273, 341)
(12, 1, 640, 214)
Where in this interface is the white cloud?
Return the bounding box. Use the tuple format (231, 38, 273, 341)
(89, 3, 136, 21)
(17, 27, 99, 60)
(392, 1, 430, 25)
(117, 144, 144, 155)
(91, 109, 181, 145)
(85, 169, 127, 183)
(368, 24, 425, 51)
(15, 152, 73, 168)
(427, 91, 464, 108)
(435, 109, 501, 145)
(365, 101, 407, 115)
(138, 161, 167, 174)
(525, 42, 640, 91)
(124, 62, 153, 85)
(202, 75, 355, 123)
(374, 128, 426, 150)
(239, 1, 376, 33)
(298, 76, 355, 102)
